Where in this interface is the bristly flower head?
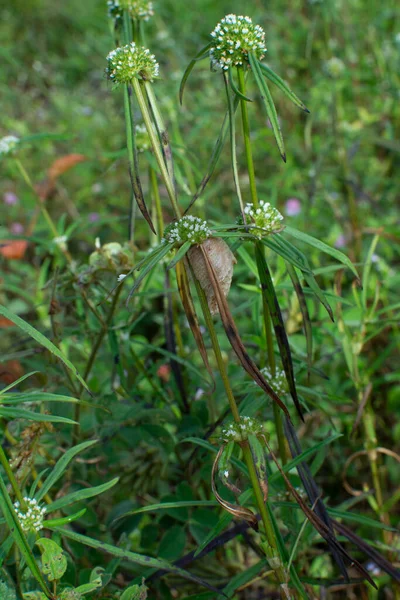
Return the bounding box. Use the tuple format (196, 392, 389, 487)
(260, 366, 288, 395)
(107, 0, 154, 23)
(13, 497, 46, 533)
(221, 416, 264, 443)
(163, 216, 212, 246)
(244, 200, 284, 237)
(0, 136, 19, 158)
(325, 57, 345, 78)
(106, 43, 159, 84)
(210, 15, 266, 71)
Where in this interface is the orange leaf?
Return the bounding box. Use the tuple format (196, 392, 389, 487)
(0, 240, 28, 260)
(0, 317, 15, 328)
(48, 153, 87, 182)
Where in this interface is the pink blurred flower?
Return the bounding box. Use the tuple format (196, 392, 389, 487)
(334, 234, 346, 248)
(285, 198, 301, 216)
(3, 192, 18, 206)
(10, 222, 24, 235)
(88, 212, 100, 222)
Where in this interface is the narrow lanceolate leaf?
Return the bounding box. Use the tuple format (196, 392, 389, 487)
(199, 245, 291, 420)
(0, 304, 90, 393)
(36, 439, 98, 502)
(127, 242, 174, 301)
(228, 67, 252, 102)
(44, 508, 87, 528)
(263, 437, 376, 588)
(0, 371, 39, 395)
(283, 226, 360, 281)
(0, 407, 76, 425)
(286, 262, 313, 382)
(224, 72, 245, 216)
(249, 52, 286, 162)
(176, 261, 215, 386)
(261, 235, 312, 273)
(258, 62, 309, 112)
(179, 42, 212, 104)
(124, 85, 156, 235)
(255, 244, 303, 420)
(248, 434, 268, 502)
(166, 241, 192, 270)
(212, 446, 258, 530)
(185, 95, 240, 214)
(53, 526, 224, 594)
(0, 475, 50, 596)
(45, 478, 119, 513)
(302, 271, 334, 322)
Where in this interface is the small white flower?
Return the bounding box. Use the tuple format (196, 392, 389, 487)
(260, 366, 288, 395)
(243, 200, 284, 237)
(13, 497, 46, 533)
(0, 136, 19, 157)
(95, 237, 101, 249)
(117, 273, 127, 282)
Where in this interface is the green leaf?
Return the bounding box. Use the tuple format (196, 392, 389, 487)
(120, 582, 148, 600)
(283, 226, 359, 280)
(36, 538, 67, 582)
(286, 263, 313, 381)
(0, 406, 76, 425)
(158, 525, 186, 560)
(44, 508, 87, 528)
(115, 500, 217, 520)
(258, 62, 309, 112)
(302, 271, 334, 321)
(0, 475, 50, 595)
(0, 580, 17, 600)
(52, 527, 220, 592)
(179, 42, 212, 104)
(23, 594, 47, 600)
(228, 67, 252, 102)
(261, 235, 312, 273)
(0, 392, 81, 405)
(224, 72, 245, 215)
(249, 53, 286, 161)
(0, 304, 90, 393)
(166, 241, 191, 270)
(128, 242, 173, 298)
(36, 439, 98, 502)
(0, 371, 39, 395)
(46, 478, 119, 513)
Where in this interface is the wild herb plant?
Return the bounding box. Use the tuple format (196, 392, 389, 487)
(0, 0, 399, 599)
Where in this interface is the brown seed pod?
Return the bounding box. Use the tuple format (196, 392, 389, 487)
(187, 238, 236, 315)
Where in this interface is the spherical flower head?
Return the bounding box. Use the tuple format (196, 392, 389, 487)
(120, 0, 154, 20)
(210, 15, 266, 71)
(135, 124, 151, 152)
(260, 366, 288, 396)
(0, 136, 19, 158)
(106, 43, 159, 84)
(13, 497, 46, 533)
(107, 0, 123, 26)
(221, 416, 264, 443)
(163, 216, 212, 246)
(325, 57, 345, 78)
(244, 200, 284, 237)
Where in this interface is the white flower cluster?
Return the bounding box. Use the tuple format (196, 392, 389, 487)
(106, 43, 159, 84)
(325, 57, 345, 78)
(107, 0, 154, 22)
(210, 15, 266, 71)
(13, 497, 46, 533)
(0, 136, 19, 157)
(221, 416, 264, 442)
(164, 216, 212, 246)
(260, 366, 288, 395)
(244, 200, 284, 237)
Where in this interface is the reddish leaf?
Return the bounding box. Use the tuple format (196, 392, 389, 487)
(48, 154, 87, 182)
(0, 360, 24, 385)
(0, 240, 28, 260)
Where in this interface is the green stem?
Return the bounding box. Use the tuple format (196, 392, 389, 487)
(241, 442, 287, 583)
(124, 84, 138, 242)
(149, 165, 164, 241)
(237, 68, 258, 208)
(131, 78, 181, 219)
(0, 446, 24, 506)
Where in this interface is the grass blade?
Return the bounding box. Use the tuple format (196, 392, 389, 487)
(0, 407, 76, 425)
(0, 304, 90, 394)
(46, 478, 119, 513)
(166, 241, 191, 270)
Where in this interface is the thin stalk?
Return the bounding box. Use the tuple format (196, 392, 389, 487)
(145, 81, 176, 185)
(72, 284, 124, 444)
(124, 84, 138, 242)
(131, 78, 181, 219)
(193, 277, 287, 584)
(0, 446, 24, 506)
(149, 165, 164, 241)
(237, 68, 258, 208)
